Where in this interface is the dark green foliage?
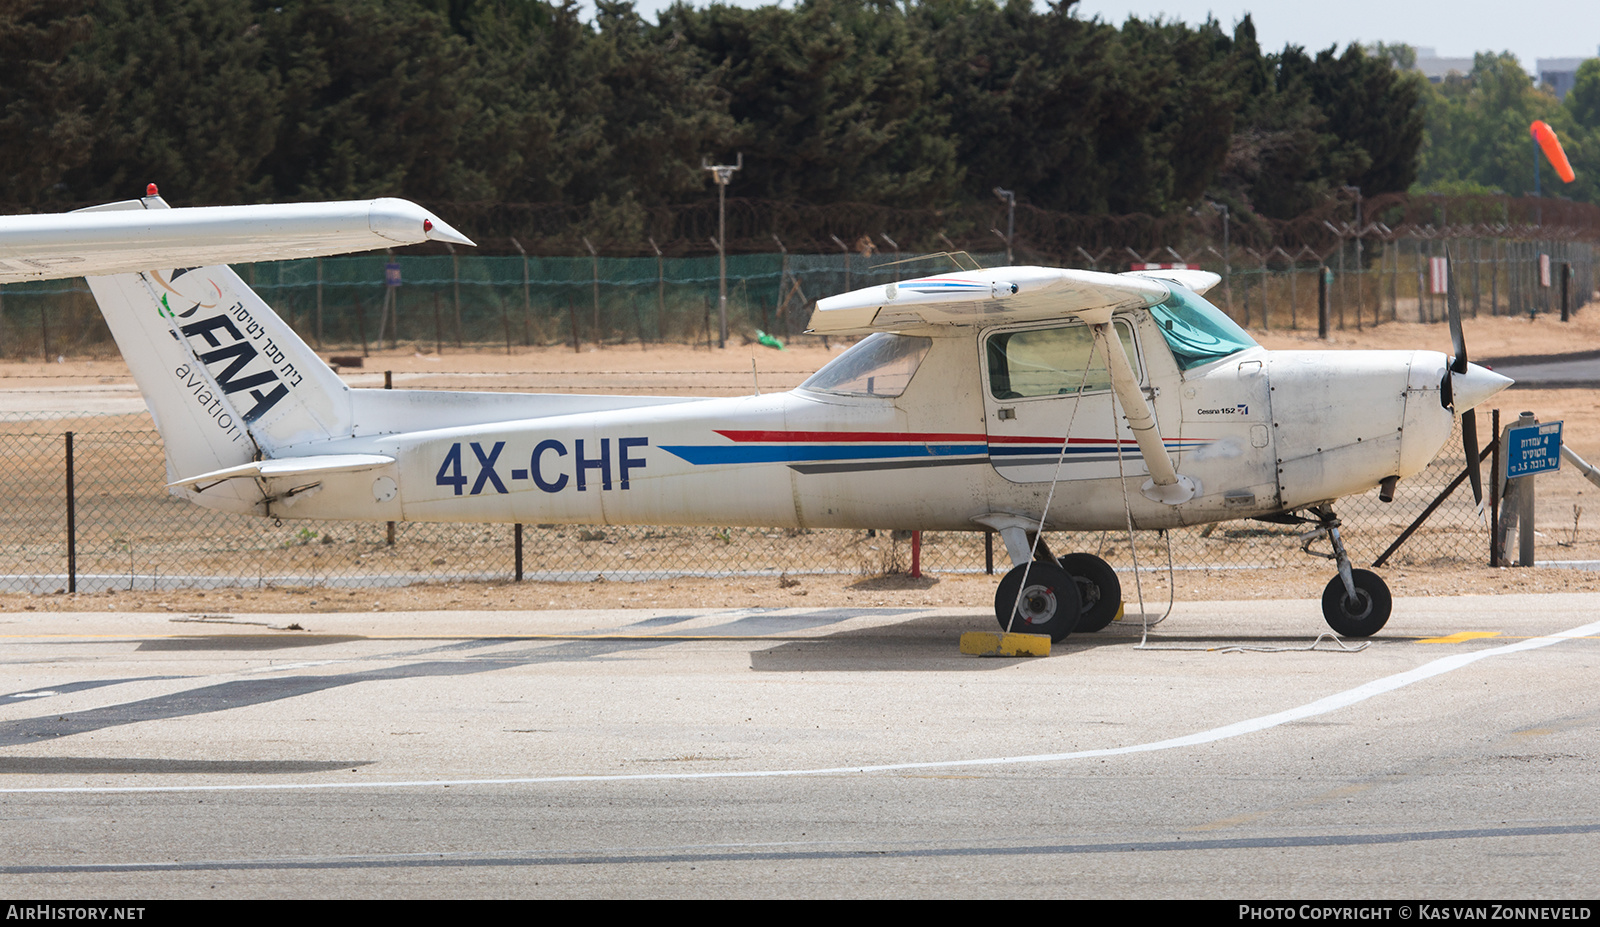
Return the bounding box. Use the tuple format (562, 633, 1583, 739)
(666, 0, 956, 205)
(63, 0, 284, 203)
(0, 0, 1429, 238)
(1414, 52, 1558, 199)
(0, 0, 97, 205)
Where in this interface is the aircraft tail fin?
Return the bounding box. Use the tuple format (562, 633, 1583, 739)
(86, 262, 357, 514)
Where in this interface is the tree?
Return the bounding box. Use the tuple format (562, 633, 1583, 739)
(0, 0, 96, 206)
(1414, 52, 1561, 198)
(62, 0, 284, 204)
(668, 0, 958, 207)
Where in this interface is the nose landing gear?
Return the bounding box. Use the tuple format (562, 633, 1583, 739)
(1300, 504, 1392, 637)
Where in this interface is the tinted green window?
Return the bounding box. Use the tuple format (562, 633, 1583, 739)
(1147, 286, 1258, 370)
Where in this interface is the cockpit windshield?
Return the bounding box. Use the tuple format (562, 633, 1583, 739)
(1148, 285, 1258, 370)
(799, 332, 932, 398)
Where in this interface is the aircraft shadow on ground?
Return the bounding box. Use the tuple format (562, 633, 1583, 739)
(747, 612, 1374, 672)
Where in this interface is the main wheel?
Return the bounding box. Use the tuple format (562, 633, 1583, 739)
(1321, 569, 1392, 637)
(1058, 552, 1123, 633)
(994, 561, 1083, 642)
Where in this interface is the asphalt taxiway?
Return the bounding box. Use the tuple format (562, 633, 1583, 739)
(1, 596, 1596, 898)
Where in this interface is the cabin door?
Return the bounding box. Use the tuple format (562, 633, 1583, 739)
(980, 319, 1152, 483)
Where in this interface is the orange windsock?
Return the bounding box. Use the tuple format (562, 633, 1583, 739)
(1531, 120, 1576, 183)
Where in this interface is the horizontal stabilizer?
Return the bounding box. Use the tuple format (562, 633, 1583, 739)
(0, 197, 472, 284)
(168, 454, 396, 490)
(807, 266, 1169, 334)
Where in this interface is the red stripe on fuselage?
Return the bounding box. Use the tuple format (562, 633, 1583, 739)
(985, 435, 1140, 445)
(715, 429, 986, 443)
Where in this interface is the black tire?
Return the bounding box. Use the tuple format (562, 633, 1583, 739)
(1058, 552, 1123, 633)
(994, 561, 1083, 642)
(1321, 569, 1392, 637)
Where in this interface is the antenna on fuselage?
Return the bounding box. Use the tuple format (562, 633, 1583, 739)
(871, 251, 986, 274)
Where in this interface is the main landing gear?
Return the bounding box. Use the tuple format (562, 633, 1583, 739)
(993, 536, 1124, 642)
(1300, 504, 1392, 637)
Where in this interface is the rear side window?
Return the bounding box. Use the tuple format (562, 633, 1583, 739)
(986, 321, 1138, 400)
(800, 332, 932, 398)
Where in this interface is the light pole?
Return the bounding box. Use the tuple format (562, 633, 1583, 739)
(993, 186, 1015, 264)
(1208, 201, 1231, 311)
(703, 153, 743, 349)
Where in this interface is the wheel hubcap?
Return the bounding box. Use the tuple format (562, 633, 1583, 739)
(1342, 590, 1373, 619)
(1074, 577, 1098, 612)
(1019, 584, 1057, 624)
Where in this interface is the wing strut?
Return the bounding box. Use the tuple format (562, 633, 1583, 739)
(1084, 310, 1195, 505)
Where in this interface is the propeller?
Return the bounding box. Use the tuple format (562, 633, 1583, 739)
(1442, 245, 1485, 513)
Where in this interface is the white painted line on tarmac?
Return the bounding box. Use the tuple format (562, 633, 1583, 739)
(5, 616, 1597, 796)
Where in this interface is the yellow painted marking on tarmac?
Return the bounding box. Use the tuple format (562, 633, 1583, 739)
(959, 631, 1051, 657)
(1416, 631, 1502, 644)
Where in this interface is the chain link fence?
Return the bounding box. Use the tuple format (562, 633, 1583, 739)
(0, 238, 1591, 360)
(1, 228, 1552, 591)
(0, 405, 1491, 593)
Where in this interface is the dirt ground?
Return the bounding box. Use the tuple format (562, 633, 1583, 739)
(6, 561, 1600, 618)
(3, 309, 1599, 615)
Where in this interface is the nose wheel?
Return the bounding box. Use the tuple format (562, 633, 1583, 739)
(1321, 568, 1393, 637)
(1301, 505, 1392, 637)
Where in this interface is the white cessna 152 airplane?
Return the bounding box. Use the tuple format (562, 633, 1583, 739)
(5, 189, 1511, 641)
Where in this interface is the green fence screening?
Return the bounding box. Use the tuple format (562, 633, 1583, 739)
(0, 251, 1010, 358)
(0, 241, 1590, 360)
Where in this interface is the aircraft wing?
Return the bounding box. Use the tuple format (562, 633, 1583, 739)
(806, 266, 1172, 334)
(1124, 267, 1221, 295)
(0, 196, 473, 284)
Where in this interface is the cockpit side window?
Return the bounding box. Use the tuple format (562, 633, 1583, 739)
(1148, 285, 1259, 370)
(799, 332, 933, 398)
(985, 321, 1138, 400)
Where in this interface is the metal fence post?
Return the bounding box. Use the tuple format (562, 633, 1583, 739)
(512, 237, 531, 346)
(450, 244, 462, 348)
(1496, 411, 1539, 567)
(1490, 408, 1501, 567)
(315, 257, 324, 347)
(65, 431, 76, 593)
(385, 371, 396, 546)
(1318, 266, 1330, 339)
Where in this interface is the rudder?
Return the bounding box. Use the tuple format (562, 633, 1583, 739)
(86, 262, 355, 515)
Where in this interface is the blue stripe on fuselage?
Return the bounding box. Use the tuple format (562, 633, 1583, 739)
(660, 443, 988, 466)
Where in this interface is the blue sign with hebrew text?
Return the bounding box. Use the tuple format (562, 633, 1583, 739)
(1505, 420, 1563, 478)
